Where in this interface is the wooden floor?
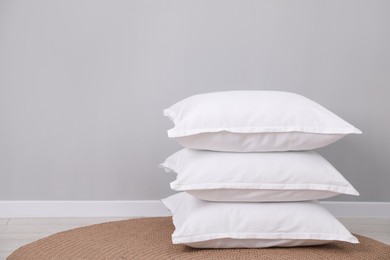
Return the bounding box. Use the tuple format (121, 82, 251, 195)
(0, 217, 389, 259)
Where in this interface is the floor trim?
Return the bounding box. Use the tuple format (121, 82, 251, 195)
(0, 201, 171, 218)
(0, 200, 389, 218)
(320, 201, 390, 218)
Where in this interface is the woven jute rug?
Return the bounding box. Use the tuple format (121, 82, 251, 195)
(8, 217, 390, 260)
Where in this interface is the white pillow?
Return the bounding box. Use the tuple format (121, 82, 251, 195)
(160, 149, 359, 202)
(164, 91, 361, 152)
(162, 192, 358, 248)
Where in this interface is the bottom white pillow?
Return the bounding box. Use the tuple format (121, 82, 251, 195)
(162, 193, 358, 248)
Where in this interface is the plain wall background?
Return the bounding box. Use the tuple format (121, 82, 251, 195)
(0, 0, 389, 201)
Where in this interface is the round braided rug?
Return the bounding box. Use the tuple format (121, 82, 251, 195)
(8, 217, 390, 260)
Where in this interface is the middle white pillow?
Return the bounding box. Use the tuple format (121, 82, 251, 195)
(160, 149, 359, 202)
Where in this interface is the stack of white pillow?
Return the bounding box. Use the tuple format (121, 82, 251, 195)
(160, 91, 361, 248)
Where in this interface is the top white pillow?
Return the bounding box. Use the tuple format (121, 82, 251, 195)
(164, 91, 361, 152)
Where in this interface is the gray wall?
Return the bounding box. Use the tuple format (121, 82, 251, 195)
(0, 0, 389, 201)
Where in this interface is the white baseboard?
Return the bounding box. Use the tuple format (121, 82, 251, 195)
(320, 201, 390, 218)
(0, 200, 389, 218)
(0, 201, 171, 218)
